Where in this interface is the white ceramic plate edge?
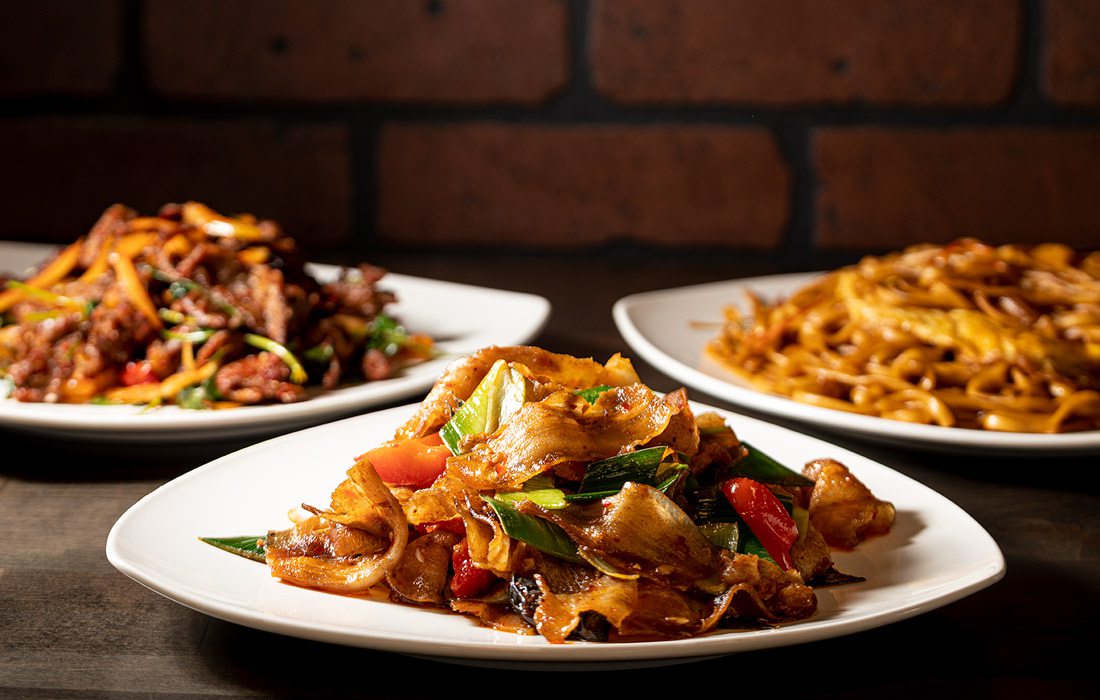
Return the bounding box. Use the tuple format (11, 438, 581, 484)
(106, 402, 1006, 665)
(613, 276, 1100, 455)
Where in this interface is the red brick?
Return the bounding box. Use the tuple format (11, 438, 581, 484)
(814, 128, 1100, 249)
(591, 0, 1020, 106)
(1044, 0, 1100, 106)
(0, 1, 121, 96)
(143, 0, 568, 104)
(0, 118, 352, 250)
(377, 123, 790, 249)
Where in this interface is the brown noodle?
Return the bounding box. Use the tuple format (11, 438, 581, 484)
(706, 239, 1100, 433)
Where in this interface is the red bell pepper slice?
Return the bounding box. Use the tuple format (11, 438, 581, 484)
(449, 538, 496, 599)
(359, 432, 450, 489)
(721, 477, 799, 571)
(121, 360, 158, 386)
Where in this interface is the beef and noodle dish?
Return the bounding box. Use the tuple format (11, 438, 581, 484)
(0, 202, 432, 408)
(707, 239, 1100, 433)
(205, 346, 894, 643)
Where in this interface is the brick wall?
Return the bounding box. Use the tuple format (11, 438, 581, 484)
(1, 0, 1098, 265)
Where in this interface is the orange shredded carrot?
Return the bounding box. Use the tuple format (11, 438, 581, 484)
(0, 239, 83, 312)
(110, 254, 162, 329)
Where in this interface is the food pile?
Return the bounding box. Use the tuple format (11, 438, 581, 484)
(206, 346, 894, 643)
(708, 239, 1100, 433)
(0, 202, 432, 408)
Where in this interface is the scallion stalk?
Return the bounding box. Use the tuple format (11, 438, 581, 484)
(244, 333, 307, 384)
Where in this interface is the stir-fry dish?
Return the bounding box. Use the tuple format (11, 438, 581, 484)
(0, 202, 433, 408)
(708, 239, 1100, 433)
(205, 346, 894, 643)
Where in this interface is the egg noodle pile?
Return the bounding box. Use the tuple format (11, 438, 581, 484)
(707, 239, 1100, 433)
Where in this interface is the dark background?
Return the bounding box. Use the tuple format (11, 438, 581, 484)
(1, 0, 1098, 270)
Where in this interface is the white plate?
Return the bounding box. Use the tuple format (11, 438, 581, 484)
(614, 274, 1100, 455)
(106, 401, 1005, 668)
(0, 243, 550, 442)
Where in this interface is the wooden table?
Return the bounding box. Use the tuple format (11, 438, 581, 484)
(1, 254, 1096, 698)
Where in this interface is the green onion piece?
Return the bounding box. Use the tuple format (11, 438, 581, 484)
(161, 329, 216, 344)
(483, 497, 583, 564)
(244, 333, 307, 384)
(440, 360, 531, 455)
(495, 488, 569, 510)
(699, 521, 740, 551)
(5, 280, 90, 316)
(0, 376, 13, 400)
(691, 485, 741, 525)
(739, 530, 778, 567)
(654, 463, 688, 493)
(149, 268, 240, 318)
(495, 473, 569, 509)
(201, 535, 266, 562)
(733, 442, 815, 487)
(176, 382, 220, 410)
(366, 314, 409, 356)
(574, 385, 612, 404)
(792, 505, 810, 544)
(566, 446, 681, 502)
(157, 308, 187, 325)
(303, 343, 334, 363)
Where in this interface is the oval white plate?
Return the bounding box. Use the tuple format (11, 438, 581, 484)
(0, 243, 550, 442)
(613, 274, 1100, 455)
(106, 400, 1004, 668)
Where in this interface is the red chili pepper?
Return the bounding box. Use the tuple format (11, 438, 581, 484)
(120, 360, 158, 386)
(449, 538, 496, 599)
(720, 477, 799, 571)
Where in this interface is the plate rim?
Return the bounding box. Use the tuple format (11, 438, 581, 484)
(612, 273, 1100, 455)
(105, 400, 1006, 664)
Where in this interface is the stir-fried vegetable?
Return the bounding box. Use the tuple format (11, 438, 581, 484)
(440, 359, 532, 454)
(721, 477, 800, 571)
(359, 433, 450, 489)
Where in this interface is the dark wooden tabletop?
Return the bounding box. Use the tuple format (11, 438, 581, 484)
(1, 253, 1096, 699)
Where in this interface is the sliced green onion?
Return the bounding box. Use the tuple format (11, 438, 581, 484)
(699, 521, 740, 551)
(483, 497, 583, 564)
(691, 485, 741, 525)
(303, 343, 334, 363)
(732, 442, 814, 487)
(365, 314, 407, 356)
(244, 333, 307, 384)
(739, 530, 778, 568)
(567, 446, 686, 502)
(200, 535, 266, 562)
(441, 359, 531, 455)
(161, 329, 216, 344)
(149, 268, 240, 318)
(494, 488, 569, 510)
(157, 308, 187, 325)
(5, 280, 90, 316)
(176, 382, 219, 410)
(494, 473, 569, 509)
